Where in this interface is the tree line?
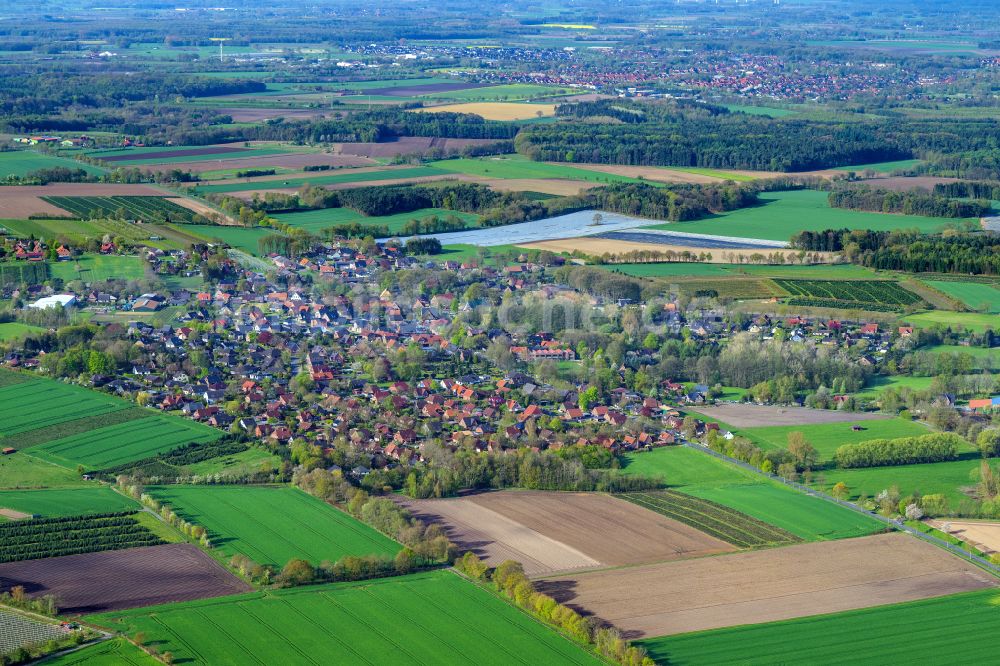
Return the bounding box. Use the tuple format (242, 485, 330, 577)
(828, 185, 990, 218)
(834, 433, 965, 468)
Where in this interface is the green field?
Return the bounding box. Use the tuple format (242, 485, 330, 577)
(640, 589, 1000, 665)
(0, 376, 133, 437)
(0, 322, 44, 341)
(662, 166, 755, 181)
(40, 637, 159, 665)
(145, 485, 400, 567)
(194, 166, 450, 194)
(185, 225, 277, 253)
(922, 344, 999, 366)
(741, 418, 933, 463)
(42, 196, 204, 223)
(49, 255, 146, 283)
(723, 104, 798, 118)
(421, 83, 581, 101)
(833, 158, 924, 172)
(29, 416, 223, 470)
(0, 453, 83, 490)
(903, 310, 1000, 332)
(620, 446, 881, 540)
(923, 280, 1000, 313)
(653, 190, 960, 241)
(86, 147, 287, 165)
(814, 457, 984, 507)
(856, 375, 936, 398)
(431, 155, 644, 183)
(181, 447, 281, 477)
(273, 207, 481, 234)
(88, 570, 601, 666)
(603, 263, 880, 279)
(0, 218, 189, 252)
(0, 150, 106, 177)
(0, 487, 137, 517)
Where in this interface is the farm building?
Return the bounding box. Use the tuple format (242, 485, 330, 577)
(29, 294, 77, 309)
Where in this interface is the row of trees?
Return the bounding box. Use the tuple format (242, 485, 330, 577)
(828, 186, 990, 218)
(833, 433, 964, 468)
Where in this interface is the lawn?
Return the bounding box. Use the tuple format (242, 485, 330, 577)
(88, 570, 602, 666)
(813, 458, 983, 508)
(903, 310, 1000, 332)
(430, 155, 645, 183)
(640, 589, 1000, 665)
(49, 255, 146, 283)
(0, 487, 138, 517)
(651, 190, 961, 242)
(41, 637, 159, 665)
(620, 446, 882, 541)
(0, 322, 44, 341)
(923, 280, 1000, 313)
(30, 416, 223, 470)
(0, 151, 106, 178)
(144, 485, 400, 567)
(741, 418, 934, 463)
(833, 158, 924, 172)
(193, 166, 450, 194)
(185, 225, 277, 254)
(273, 207, 481, 234)
(86, 147, 288, 165)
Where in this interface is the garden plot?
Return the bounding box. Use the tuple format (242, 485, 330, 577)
(537, 533, 996, 638)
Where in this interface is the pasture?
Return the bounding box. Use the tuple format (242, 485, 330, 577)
(640, 589, 1000, 665)
(741, 417, 933, 463)
(87, 570, 603, 666)
(30, 416, 222, 470)
(49, 255, 146, 283)
(144, 485, 400, 568)
(0, 322, 44, 341)
(0, 487, 138, 517)
(0, 453, 83, 490)
(652, 190, 961, 241)
(923, 280, 1000, 313)
(431, 155, 642, 183)
(415, 102, 557, 120)
(832, 158, 924, 172)
(537, 533, 994, 639)
(855, 374, 936, 397)
(922, 344, 999, 367)
(903, 310, 1000, 332)
(273, 207, 480, 234)
(0, 151, 105, 178)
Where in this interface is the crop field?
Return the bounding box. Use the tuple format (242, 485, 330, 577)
(273, 207, 480, 234)
(0, 512, 163, 563)
(904, 310, 1000, 332)
(0, 487, 138, 518)
(0, 217, 188, 252)
(0, 377, 134, 438)
(87, 570, 603, 666)
(620, 447, 881, 540)
(855, 374, 936, 397)
(415, 102, 557, 120)
(923, 280, 1000, 313)
(776, 279, 921, 310)
(420, 83, 580, 101)
(692, 404, 894, 428)
(652, 190, 959, 241)
(401, 490, 733, 576)
(41, 637, 159, 665)
(42, 196, 205, 223)
(0, 151, 105, 178)
(0, 543, 252, 614)
(184, 224, 278, 254)
(537, 533, 995, 639)
(145, 485, 400, 567)
(0, 607, 68, 655)
(723, 104, 798, 118)
(48, 255, 147, 283)
(618, 490, 801, 548)
(431, 155, 643, 183)
(640, 589, 1000, 665)
(88, 145, 286, 164)
(194, 166, 450, 194)
(741, 418, 934, 463)
(833, 158, 924, 172)
(0, 454, 83, 490)
(30, 416, 223, 470)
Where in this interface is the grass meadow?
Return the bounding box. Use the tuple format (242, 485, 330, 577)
(741, 418, 934, 463)
(49, 255, 146, 282)
(0, 150, 106, 177)
(430, 155, 645, 183)
(0, 487, 138, 517)
(923, 280, 1000, 313)
(273, 207, 480, 234)
(903, 311, 1000, 332)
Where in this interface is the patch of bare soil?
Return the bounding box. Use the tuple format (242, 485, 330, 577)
(692, 404, 893, 428)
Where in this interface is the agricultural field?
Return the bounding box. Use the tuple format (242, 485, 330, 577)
(536, 533, 995, 638)
(184, 224, 277, 254)
(776, 278, 922, 311)
(855, 374, 936, 398)
(814, 458, 986, 508)
(692, 404, 894, 428)
(193, 165, 450, 194)
(420, 83, 580, 101)
(87, 145, 287, 166)
(273, 207, 480, 234)
(0, 487, 138, 518)
(740, 417, 934, 464)
(42, 196, 205, 223)
(0, 150, 105, 178)
(923, 280, 1000, 313)
(431, 155, 643, 183)
(29, 416, 223, 470)
(0, 607, 69, 655)
(40, 637, 159, 666)
(0, 512, 163, 563)
(903, 310, 1000, 332)
(400, 490, 733, 576)
(0, 375, 135, 438)
(87, 570, 603, 666)
(833, 158, 924, 172)
(0, 453, 84, 491)
(723, 104, 798, 118)
(49, 255, 146, 283)
(144, 485, 400, 568)
(0, 218, 190, 252)
(652, 190, 961, 241)
(414, 102, 557, 120)
(0, 261, 49, 287)
(0, 543, 251, 614)
(640, 589, 1000, 665)
(0, 322, 44, 341)
(620, 446, 881, 541)
(618, 490, 801, 548)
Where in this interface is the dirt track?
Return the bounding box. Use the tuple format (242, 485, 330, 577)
(0, 544, 251, 614)
(693, 404, 893, 428)
(537, 533, 996, 638)
(400, 491, 734, 576)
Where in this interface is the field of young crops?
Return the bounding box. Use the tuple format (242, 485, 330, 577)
(42, 196, 204, 223)
(40, 637, 158, 666)
(431, 155, 643, 183)
(30, 416, 223, 470)
(0, 377, 134, 437)
(640, 589, 1000, 665)
(0, 512, 163, 563)
(144, 485, 400, 568)
(88, 570, 603, 666)
(0, 150, 105, 178)
(618, 490, 801, 548)
(0, 487, 138, 518)
(923, 280, 1000, 313)
(194, 166, 449, 194)
(775, 279, 921, 309)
